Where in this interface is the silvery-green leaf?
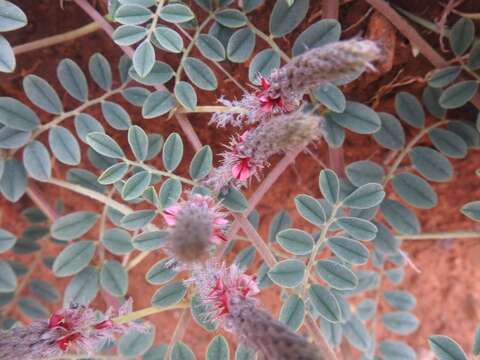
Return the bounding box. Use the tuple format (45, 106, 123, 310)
(29, 279, 60, 303)
(215, 9, 246, 28)
(162, 132, 183, 172)
(129, 61, 174, 85)
(102, 228, 133, 255)
(469, 42, 480, 70)
(379, 340, 416, 360)
(151, 281, 186, 307)
(122, 87, 150, 106)
(277, 228, 313, 255)
(0, 261, 16, 292)
(328, 101, 381, 134)
(429, 128, 468, 158)
(100, 260, 128, 296)
(189, 145, 212, 180)
(373, 112, 405, 150)
(381, 199, 420, 234)
(196, 34, 225, 61)
(171, 342, 195, 360)
(316, 260, 358, 290)
(128, 125, 148, 161)
(63, 266, 98, 306)
(49, 126, 81, 165)
(294, 194, 325, 226)
(146, 258, 176, 285)
(51, 211, 98, 241)
(175, 81, 197, 111)
(234, 246, 256, 269)
(0, 159, 26, 202)
(183, 57, 217, 90)
(313, 83, 346, 113)
(320, 317, 342, 347)
(159, 4, 194, 23)
(0, 97, 39, 131)
(473, 326, 480, 355)
(133, 40, 155, 77)
(384, 290, 416, 311)
(118, 53, 131, 83)
(461, 201, 480, 222)
(392, 172, 438, 209)
(190, 293, 217, 332)
(154, 26, 183, 53)
(429, 335, 468, 360)
(23, 140, 51, 181)
(409, 146, 453, 182)
(319, 169, 340, 204)
(342, 315, 370, 351)
(268, 259, 305, 288)
(159, 178, 182, 209)
(122, 171, 152, 201)
(206, 336, 229, 360)
(268, 210, 292, 242)
(23, 75, 63, 114)
(257, 263, 273, 289)
(427, 66, 461, 88)
(18, 297, 48, 319)
(335, 217, 377, 241)
(101, 101, 131, 130)
(146, 133, 163, 160)
(448, 121, 479, 148)
(439, 81, 478, 109)
(88, 53, 112, 91)
(121, 210, 156, 230)
(74, 113, 104, 143)
(0, 127, 30, 149)
(98, 162, 128, 185)
(382, 311, 419, 335)
(0, 0, 26, 31)
(113, 24, 147, 46)
(119, 326, 155, 358)
(342, 183, 385, 210)
(0, 229, 15, 253)
(248, 48, 280, 85)
(279, 294, 305, 330)
(269, 0, 308, 37)
(242, 0, 263, 12)
(327, 236, 369, 265)
(386, 267, 404, 285)
(57, 59, 88, 101)
(86, 132, 125, 159)
(395, 91, 425, 128)
(292, 19, 341, 56)
(53, 241, 96, 277)
(115, 4, 153, 25)
(133, 230, 168, 252)
(309, 284, 342, 323)
(227, 27, 255, 63)
(423, 86, 446, 118)
(67, 168, 105, 191)
(142, 90, 175, 118)
(373, 222, 400, 256)
(356, 298, 375, 321)
(0, 35, 14, 73)
(449, 17, 475, 55)
(345, 160, 384, 187)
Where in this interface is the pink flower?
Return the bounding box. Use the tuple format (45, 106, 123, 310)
(162, 194, 228, 246)
(0, 299, 143, 360)
(192, 263, 259, 325)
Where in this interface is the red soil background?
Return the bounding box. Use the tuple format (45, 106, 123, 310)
(2, 0, 480, 359)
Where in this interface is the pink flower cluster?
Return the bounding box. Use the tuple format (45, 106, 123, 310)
(0, 299, 142, 360)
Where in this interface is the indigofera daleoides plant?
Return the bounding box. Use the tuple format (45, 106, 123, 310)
(0, 1, 479, 359)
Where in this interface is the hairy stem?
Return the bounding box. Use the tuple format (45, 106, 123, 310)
(13, 22, 100, 55)
(398, 231, 480, 240)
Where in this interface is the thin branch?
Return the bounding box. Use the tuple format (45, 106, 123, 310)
(398, 231, 480, 240)
(13, 22, 100, 55)
(166, 308, 191, 358)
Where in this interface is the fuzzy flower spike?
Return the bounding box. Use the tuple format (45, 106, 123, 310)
(0, 299, 142, 360)
(192, 263, 324, 360)
(211, 38, 382, 127)
(206, 111, 324, 192)
(162, 193, 228, 264)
